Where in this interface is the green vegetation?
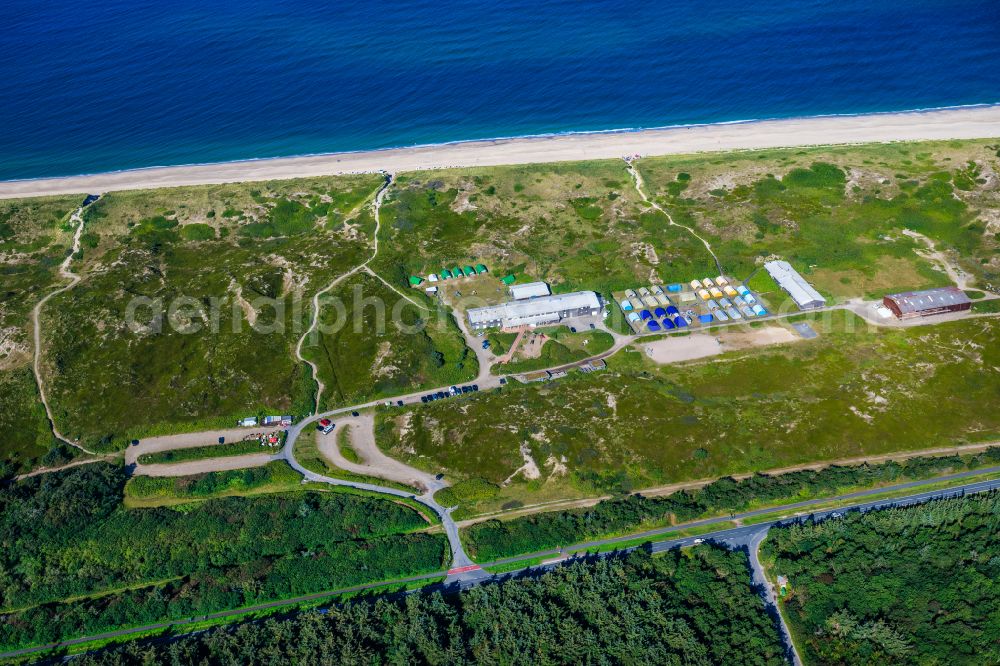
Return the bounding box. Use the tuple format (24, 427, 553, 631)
(0, 195, 81, 470)
(491, 326, 614, 373)
(72, 549, 784, 666)
(373, 162, 717, 297)
(335, 425, 362, 464)
(637, 140, 1000, 298)
(124, 461, 303, 503)
(763, 491, 1000, 664)
(302, 271, 475, 410)
(382, 312, 1000, 506)
(0, 463, 445, 653)
(36, 175, 382, 451)
(434, 477, 501, 508)
(973, 297, 1000, 313)
(135, 437, 281, 465)
(462, 445, 1000, 561)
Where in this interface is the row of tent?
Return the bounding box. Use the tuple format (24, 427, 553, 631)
(409, 264, 489, 286)
(629, 302, 769, 332)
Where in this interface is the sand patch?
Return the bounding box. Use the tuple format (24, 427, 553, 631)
(642, 326, 798, 364)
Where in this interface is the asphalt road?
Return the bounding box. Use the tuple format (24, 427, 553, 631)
(6, 469, 1000, 661)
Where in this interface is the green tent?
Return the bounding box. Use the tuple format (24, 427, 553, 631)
(500, 274, 516, 286)
(408, 276, 423, 286)
(452, 266, 464, 277)
(463, 265, 475, 276)
(440, 269, 452, 280)
(475, 264, 488, 274)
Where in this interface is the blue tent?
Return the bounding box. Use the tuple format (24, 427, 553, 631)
(654, 307, 666, 318)
(698, 313, 714, 324)
(673, 316, 688, 328)
(647, 320, 661, 331)
(640, 310, 653, 321)
(661, 318, 675, 330)
(666, 305, 680, 316)
(667, 284, 683, 292)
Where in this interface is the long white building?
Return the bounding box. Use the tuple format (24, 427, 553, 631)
(467, 291, 602, 330)
(764, 260, 826, 309)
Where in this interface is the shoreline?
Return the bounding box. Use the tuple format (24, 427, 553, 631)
(3, 104, 1000, 199)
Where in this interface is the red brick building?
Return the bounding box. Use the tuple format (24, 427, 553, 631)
(883, 287, 971, 319)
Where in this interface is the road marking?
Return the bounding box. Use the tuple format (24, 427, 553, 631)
(447, 564, 482, 575)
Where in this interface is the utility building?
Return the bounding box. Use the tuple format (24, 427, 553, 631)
(883, 287, 971, 319)
(509, 281, 551, 300)
(764, 260, 826, 309)
(467, 291, 602, 330)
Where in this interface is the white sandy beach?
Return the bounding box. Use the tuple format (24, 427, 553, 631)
(3, 105, 1000, 199)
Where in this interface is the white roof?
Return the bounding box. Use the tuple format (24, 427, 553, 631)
(468, 291, 601, 327)
(509, 281, 551, 300)
(764, 260, 826, 308)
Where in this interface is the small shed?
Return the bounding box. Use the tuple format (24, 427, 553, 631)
(425, 286, 439, 294)
(510, 281, 551, 300)
(428, 273, 439, 282)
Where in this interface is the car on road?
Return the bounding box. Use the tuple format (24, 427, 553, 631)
(831, 511, 843, 519)
(570, 326, 577, 333)
(472, 384, 479, 391)
(481, 340, 490, 350)
(499, 378, 507, 385)
(317, 419, 335, 434)
(421, 396, 429, 403)
(351, 411, 359, 417)
(692, 538, 704, 545)
(589, 323, 595, 329)
(397, 400, 404, 406)
(436, 391, 447, 399)
(450, 386, 459, 396)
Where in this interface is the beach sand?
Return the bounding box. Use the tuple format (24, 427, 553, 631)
(3, 105, 1000, 199)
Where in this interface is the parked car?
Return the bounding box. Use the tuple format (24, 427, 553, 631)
(317, 419, 335, 434)
(450, 386, 459, 396)
(351, 411, 359, 417)
(499, 378, 507, 385)
(481, 340, 491, 349)
(570, 326, 577, 333)
(421, 396, 429, 403)
(436, 391, 447, 399)
(397, 400, 404, 406)
(472, 384, 479, 391)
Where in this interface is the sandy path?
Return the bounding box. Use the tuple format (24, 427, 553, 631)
(125, 427, 283, 465)
(902, 228, 977, 290)
(3, 106, 999, 199)
(30, 202, 100, 455)
(642, 326, 798, 364)
(315, 413, 438, 491)
(626, 159, 724, 276)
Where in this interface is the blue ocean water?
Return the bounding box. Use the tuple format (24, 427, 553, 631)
(2, 0, 998, 181)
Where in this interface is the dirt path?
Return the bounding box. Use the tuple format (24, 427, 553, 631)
(125, 427, 283, 465)
(295, 175, 395, 413)
(902, 228, 976, 290)
(135, 453, 279, 477)
(456, 438, 1000, 527)
(626, 159, 724, 277)
(14, 456, 111, 481)
(315, 413, 439, 491)
(30, 201, 101, 455)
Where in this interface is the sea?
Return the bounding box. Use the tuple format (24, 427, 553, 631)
(2, 0, 999, 181)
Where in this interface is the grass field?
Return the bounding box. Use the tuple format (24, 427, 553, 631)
(636, 139, 1000, 298)
(301, 271, 475, 410)
(0, 195, 84, 470)
(379, 311, 1000, 510)
(34, 175, 383, 451)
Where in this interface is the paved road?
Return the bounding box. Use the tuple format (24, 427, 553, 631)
(7, 469, 1000, 661)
